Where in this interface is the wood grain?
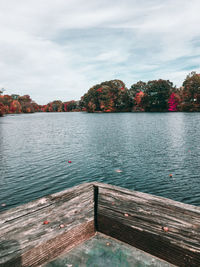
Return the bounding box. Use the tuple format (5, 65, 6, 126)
(0, 183, 95, 267)
(95, 182, 200, 267)
(1, 182, 200, 267)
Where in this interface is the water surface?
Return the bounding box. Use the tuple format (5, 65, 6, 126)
(0, 112, 200, 210)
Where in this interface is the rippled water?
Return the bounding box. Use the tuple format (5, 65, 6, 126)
(0, 112, 200, 211)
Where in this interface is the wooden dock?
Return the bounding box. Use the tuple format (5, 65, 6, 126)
(0, 182, 200, 266)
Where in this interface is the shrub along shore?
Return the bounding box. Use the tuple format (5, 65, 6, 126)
(1, 71, 200, 117)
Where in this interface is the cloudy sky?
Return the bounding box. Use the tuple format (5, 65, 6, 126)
(0, 0, 200, 104)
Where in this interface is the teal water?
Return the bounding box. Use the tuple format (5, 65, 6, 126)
(0, 112, 200, 210)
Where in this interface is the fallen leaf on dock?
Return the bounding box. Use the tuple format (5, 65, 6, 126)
(162, 226, 169, 232)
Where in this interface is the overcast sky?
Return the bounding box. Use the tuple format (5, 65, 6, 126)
(0, 0, 200, 104)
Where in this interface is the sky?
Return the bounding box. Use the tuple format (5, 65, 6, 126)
(0, 0, 200, 104)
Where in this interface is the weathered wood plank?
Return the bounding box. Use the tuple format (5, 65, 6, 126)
(23, 220, 94, 267)
(1, 181, 200, 267)
(95, 182, 200, 267)
(1, 221, 94, 267)
(0, 183, 93, 222)
(0, 183, 95, 267)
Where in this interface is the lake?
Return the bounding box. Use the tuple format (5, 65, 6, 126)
(0, 112, 200, 211)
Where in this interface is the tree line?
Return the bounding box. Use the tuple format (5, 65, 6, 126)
(1, 71, 200, 116)
(0, 94, 81, 116)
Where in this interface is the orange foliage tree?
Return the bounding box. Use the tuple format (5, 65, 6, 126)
(9, 100, 22, 113)
(133, 91, 145, 111)
(82, 80, 132, 112)
(18, 95, 35, 113)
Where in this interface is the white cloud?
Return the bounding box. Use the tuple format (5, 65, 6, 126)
(0, 0, 200, 103)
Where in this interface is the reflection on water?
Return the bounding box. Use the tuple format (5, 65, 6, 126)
(0, 112, 200, 211)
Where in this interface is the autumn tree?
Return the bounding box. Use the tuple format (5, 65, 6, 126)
(1, 95, 12, 107)
(181, 72, 200, 111)
(18, 95, 35, 113)
(0, 103, 5, 116)
(0, 91, 40, 115)
(129, 81, 147, 97)
(51, 100, 63, 112)
(82, 79, 132, 112)
(128, 81, 146, 111)
(168, 92, 180, 111)
(63, 100, 78, 112)
(9, 100, 22, 113)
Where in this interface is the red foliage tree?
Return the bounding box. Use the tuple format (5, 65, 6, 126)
(9, 100, 22, 113)
(0, 102, 5, 116)
(168, 92, 179, 111)
(133, 91, 145, 111)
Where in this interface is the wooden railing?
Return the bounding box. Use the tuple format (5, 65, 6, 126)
(0, 182, 200, 266)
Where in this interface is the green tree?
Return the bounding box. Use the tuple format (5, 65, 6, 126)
(141, 79, 174, 111)
(51, 100, 62, 112)
(129, 81, 147, 97)
(182, 72, 200, 111)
